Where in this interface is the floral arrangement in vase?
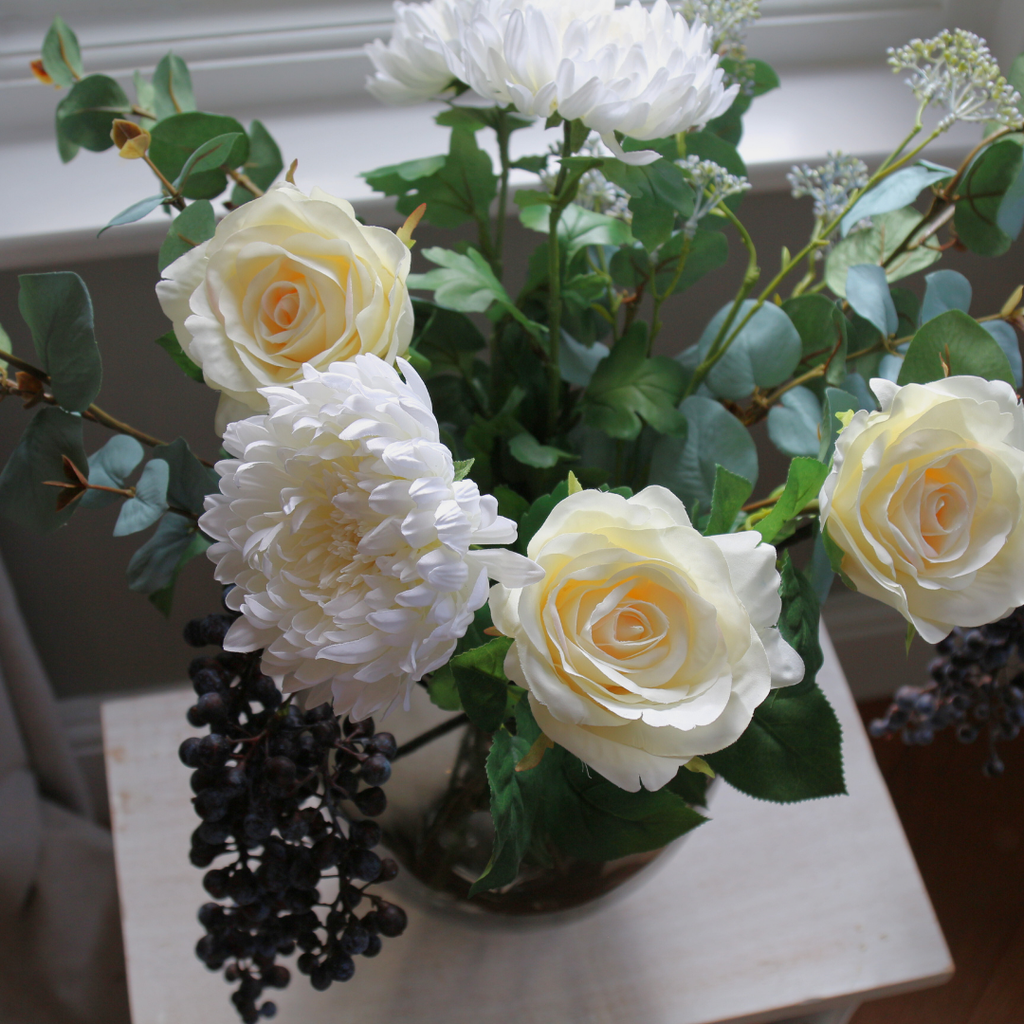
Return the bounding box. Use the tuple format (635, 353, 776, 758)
(4, 0, 1024, 1019)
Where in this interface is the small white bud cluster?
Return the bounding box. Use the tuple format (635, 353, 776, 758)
(678, 155, 751, 236)
(787, 152, 870, 221)
(676, 0, 760, 58)
(887, 29, 1022, 131)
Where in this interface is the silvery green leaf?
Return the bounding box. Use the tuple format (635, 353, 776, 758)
(126, 512, 196, 594)
(113, 458, 169, 536)
(649, 395, 758, 515)
(767, 386, 821, 458)
(697, 300, 802, 400)
(842, 371, 876, 411)
(98, 194, 166, 236)
(920, 269, 972, 325)
(80, 434, 145, 510)
(818, 387, 858, 463)
(153, 437, 219, 516)
(982, 321, 1023, 387)
(825, 207, 941, 297)
(18, 272, 101, 412)
(559, 331, 609, 387)
(878, 353, 904, 382)
(173, 132, 243, 189)
(840, 161, 953, 236)
(846, 264, 898, 337)
(997, 157, 1024, 240)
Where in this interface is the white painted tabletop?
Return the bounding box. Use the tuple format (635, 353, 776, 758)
(102, 625, 952, 1024)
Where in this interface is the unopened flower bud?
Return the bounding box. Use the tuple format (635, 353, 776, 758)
(111, 119, 150, 159)
(30, 59, 55, 86)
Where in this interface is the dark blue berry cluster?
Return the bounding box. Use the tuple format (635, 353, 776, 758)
(870, 609, 1024, 776)
(179, 613, 406, 1023)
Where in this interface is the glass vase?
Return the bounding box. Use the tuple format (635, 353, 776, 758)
(377, 686, 688, 919)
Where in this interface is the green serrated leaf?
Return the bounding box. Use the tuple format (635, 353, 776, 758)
(452, 458, 474, 481)
(0, 407, 87, 533)
(602, 157, 693, 251)
(508, 432, 576, 469)
(515, 480, 570, 555)
(704, 465, 753, 536)
(755, 457, 829, 544)
(18, 272, 101, 412)
(897, 309, 1015, 386)
(451, 636, 515, 733)
(519, 202, 632, 259)
(582, 322, 688, 440)
(706, 556, 844, 803)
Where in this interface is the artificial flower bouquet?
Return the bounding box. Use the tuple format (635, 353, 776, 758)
(4, 1, 1024, 1019)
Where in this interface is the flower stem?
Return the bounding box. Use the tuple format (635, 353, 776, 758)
(493, 109, 513, 278)
(650, 234, 692, 347)
(0, 346, 213, 465)
(545, 120, 575, 436)
(393, 712, 470, 762)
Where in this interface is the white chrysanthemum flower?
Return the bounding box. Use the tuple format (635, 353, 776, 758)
(453, 0, 738, 165)
(200, 354, 543, 721)
(365, 0, 469, 104)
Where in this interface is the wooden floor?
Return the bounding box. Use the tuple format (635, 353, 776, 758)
(850, 700, 1024, 1024)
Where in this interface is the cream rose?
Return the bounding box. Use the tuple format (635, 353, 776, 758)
(488, 486, 804, 792)
(820, 376, 1024, 643)
(156, 182, 414, 434)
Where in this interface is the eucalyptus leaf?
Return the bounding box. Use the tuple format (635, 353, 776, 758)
(898, 309, 1015, 386)
(920, 269, 972, 325)
(954, 138, 1023, 257)
(80, 435, 144, 510)
(0, 408, 87, 533)
(151, 53, 196, 120)
(155, 330, 204, 383)
(148, 113, 249, 201)
(41, 17, 83, 88)
(982, 320, 1023, 388)
(230, 120, 284, 206)
(825, 207, 941, 297)
(782, 294, 848, 386)
(840, 161, 953, 236)
(649, 395, 757, 514)
(98, 194, 166, 236)
(18, 272, 101, 412)
(996, 156, 1024, 240)
(148, 530, 212, 616)
(113, 459, 169, 536)
(767, 386, 822, 458)
(174, 132, 244, 188)
(159, 200, 216, 271)
(55, 75, 131, 154)
(696, 300, 802, 400)
(845, 264, 898, 337)
(126, 512, 201, 595)
(152, 437, 219, 515)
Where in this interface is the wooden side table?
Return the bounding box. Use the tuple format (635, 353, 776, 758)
(103, 626, 952, 1024)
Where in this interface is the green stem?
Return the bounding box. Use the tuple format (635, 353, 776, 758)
(650, 234, 692, 347)
(684, 207, 759, 396)
(545, 120, 574, 436)
(493, 109, 512, 279)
